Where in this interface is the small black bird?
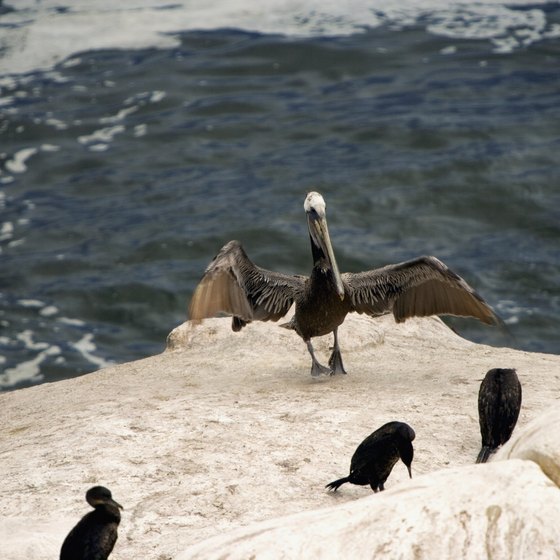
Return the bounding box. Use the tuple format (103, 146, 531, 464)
(60, 486, 123, 560)
(476, 367, 522, 463)
(326, 421, 415, 493)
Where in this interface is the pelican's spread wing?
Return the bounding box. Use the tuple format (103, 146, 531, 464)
(189, 240, 305, 326)
(343, 256, 499, 325)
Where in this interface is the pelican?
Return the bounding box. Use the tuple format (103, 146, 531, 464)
(189, 191, 499, 377)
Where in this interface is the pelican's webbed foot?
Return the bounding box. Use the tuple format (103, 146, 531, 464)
(310, 360, 332, 377)
(328, 327, 347, 375)
(328, 348, 347, 375)
(306, 340, 332, 377)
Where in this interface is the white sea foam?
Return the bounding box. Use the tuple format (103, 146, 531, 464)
(0, 76, 17, 89)
(497, 299, 531, 326)
(58, 317, 87, 327)
(72, 333, 114, 369)
(17, 299, 44, 308)
(0, 1, 558, 75)
(0, 325, 110, 388)
(7, 238, 25, 248)
(45, 117, 68, 130)
(77, 125, 126, 146)
(99, 106, 139, 125)
(17, 329, 49, 350)
(0, 330, 63, 389)
(40, 143, 61, 152)
(39, 305, 59, 317)
(88, 144, 110, 152)
(440, 45, 457, 55)
(0, 344, 60, 389)
(0, 96, 14, 107)
(5, 148, 38, 173)
(134, 124, 148, 137)
(150, 91, 166, 103)
(0, 222, 14, 241)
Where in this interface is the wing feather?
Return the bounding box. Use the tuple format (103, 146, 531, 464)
(343, 256, 498, 325)
(189, 240, 305, 324)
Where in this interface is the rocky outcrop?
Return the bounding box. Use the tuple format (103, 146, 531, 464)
(177, 455, 560, 560)
(1, 314, 559, 559)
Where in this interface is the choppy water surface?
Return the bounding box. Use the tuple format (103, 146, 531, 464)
(1, 1, 559, 390)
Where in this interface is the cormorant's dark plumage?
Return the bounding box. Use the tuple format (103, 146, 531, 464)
(326, 421, 415, 493)
(476, 368, 522, 463)
(189, 192, 500, 377)
(60, 486, 123, 560)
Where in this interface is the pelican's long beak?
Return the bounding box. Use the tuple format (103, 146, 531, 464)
(308, 212, 345, 300)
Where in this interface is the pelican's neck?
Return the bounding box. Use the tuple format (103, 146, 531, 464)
(309, 234, 329, 271)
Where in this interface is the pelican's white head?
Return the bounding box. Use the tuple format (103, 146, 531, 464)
(304, 191, 326, 218)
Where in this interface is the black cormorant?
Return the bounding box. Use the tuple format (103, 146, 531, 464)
(60, 486, 123, 560)
(326, 421, 415, 493)
(476, 367, 522, 463)
(189, 192, 500, 377)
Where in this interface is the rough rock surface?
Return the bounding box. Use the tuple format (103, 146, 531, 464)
(177, 458, 560, 560)
(1, 314, 559, 559)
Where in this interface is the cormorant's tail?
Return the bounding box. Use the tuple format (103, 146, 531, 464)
(476, 446, 494, 464)
(325, 477, 349, 491)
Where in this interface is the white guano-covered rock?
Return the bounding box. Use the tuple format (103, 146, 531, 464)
(494, 406, 560, 487)
(0, 314, 559, 559)
(177, 459, 560, 560)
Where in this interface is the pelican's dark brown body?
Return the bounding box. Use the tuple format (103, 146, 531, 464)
(189, 192, 500, 376)
(289, 269, 350, 340)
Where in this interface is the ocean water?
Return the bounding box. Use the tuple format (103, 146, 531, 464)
(1, 1, 559, 391)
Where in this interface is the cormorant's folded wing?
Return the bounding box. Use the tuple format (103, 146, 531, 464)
(189, 240, 305, 327)
(343, 256, 499, 325)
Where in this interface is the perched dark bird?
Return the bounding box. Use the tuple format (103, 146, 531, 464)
(326, 421, 415, 493)
(60, 486, 123, 560)
(189, 191, 500, 377)
(476, 368, 522, 463)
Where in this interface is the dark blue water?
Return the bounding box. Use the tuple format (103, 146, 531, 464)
(1, 12, 559, 390)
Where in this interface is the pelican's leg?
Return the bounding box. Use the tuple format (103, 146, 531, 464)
(328, 328, 347, 375)
(306, 340, 331, 377)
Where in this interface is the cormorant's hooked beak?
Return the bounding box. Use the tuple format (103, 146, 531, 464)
(100, 497, 123, 510)
(90, 496, 124, 510)
(307, 210, 345, 300)
(399, 440, 414, 479)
